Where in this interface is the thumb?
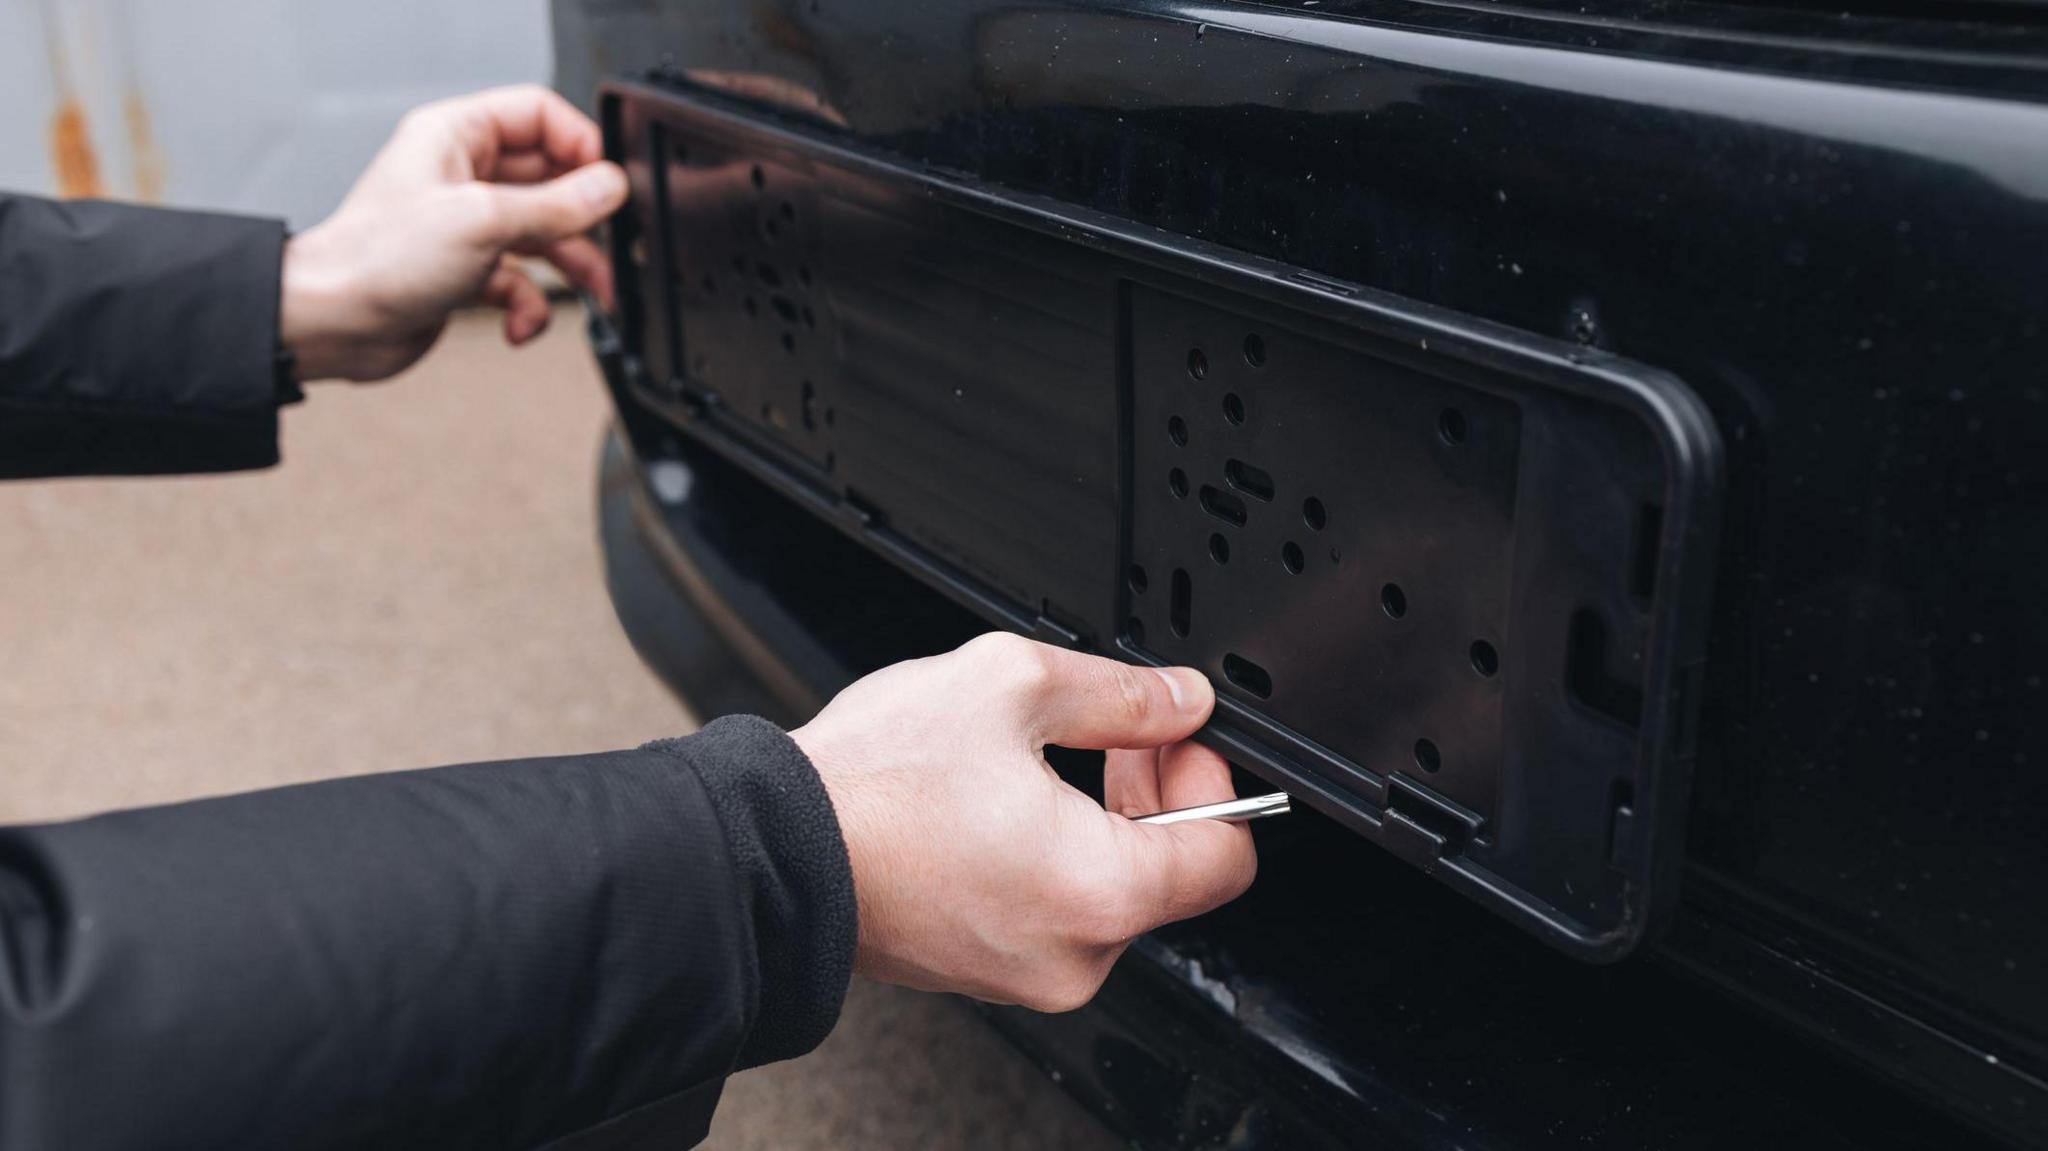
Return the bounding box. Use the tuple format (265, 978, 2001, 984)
(480, 161, 628, 247)
(996, 640, 1213, 750)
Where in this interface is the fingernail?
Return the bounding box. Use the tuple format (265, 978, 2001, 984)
(579, 164, 626, 210)
(1153, 668, 1190, 712)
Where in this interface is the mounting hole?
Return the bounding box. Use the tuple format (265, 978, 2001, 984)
(1129, 565, 1150, 595)
(1438, 407, 1468, 445)
(1470, 640, 1500, 677)
(1168, 468, 1189, 498)
(823, 407, 836, 428)
(802, 305, 818, 329)
(780, 201, 797, 222)
(1414, 738, 1442, 773)
(1223, 653, 1273, 699)
(781, 332, 797, 354)
(743, 296, 759, 318)
(1380, 583, 1408, 619)
(1187, 348, 1209, 380)
(1222, 393, 1246, 425)
(1126, 616, 1147, 646)
(824, 450, 837, 473)
(1209, 533, 1231, 564)
(1168, 415, 1189, 447)
(750, 164, 766, 190)
(1281, 542, 1305, 574)
(1303, 497, 1327, 531)
(1244, 333, 1267, 367)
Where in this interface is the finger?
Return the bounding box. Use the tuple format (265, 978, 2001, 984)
(487, 150, 559, 185)
(1105, 741, 1233, 821)
(489, 143, 606, 185)
(443, 84, 604, 176)
(481, 259, 552, 346)
(480, 161, 629, 247)
(518, 234, 615, 311)
(997, 640, 1212, 750)
(1113, 816, 1258, 933)
(1102, 747, 1163, 818)
(1156, 741, 1237, 810)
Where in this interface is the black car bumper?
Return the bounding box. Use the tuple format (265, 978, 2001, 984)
(596, 394, 1986, 1151)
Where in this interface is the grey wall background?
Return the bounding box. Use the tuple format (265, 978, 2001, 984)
(1, 0, 553, 229)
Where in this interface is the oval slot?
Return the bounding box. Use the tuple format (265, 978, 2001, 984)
(1198, 485, 1248, 527)
(1222, 653, 1273, 699)
(1170, 568, 1192, 638)
(1224, 458, 1275, 502)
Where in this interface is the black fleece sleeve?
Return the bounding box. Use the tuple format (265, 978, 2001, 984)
(0, 716, 857, 1151)
(0, 193, 289, 479)
(643, 718, 858, 1070)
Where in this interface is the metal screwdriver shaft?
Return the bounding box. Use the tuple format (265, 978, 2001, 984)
(1133, 792, 1292, 826)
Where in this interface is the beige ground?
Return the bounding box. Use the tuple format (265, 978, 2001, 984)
(0, 308, 1118, 1150)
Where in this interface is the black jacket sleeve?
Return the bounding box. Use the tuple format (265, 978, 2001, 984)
(0, 193, 290, 479)
(0, 716, 858, 1151)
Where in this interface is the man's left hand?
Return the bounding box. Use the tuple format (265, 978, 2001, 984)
(280, 85, 628, 383)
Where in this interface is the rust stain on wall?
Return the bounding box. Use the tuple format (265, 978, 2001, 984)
(51, 96, 105, 200)
(124, 88, 166, 203)
(43, 6, 105, 201)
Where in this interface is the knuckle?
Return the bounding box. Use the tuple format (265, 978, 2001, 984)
(457, 185, 512, 241)
(969, 633, 1054, 696)
(1105, 662, 1154, 727)
(1015, 645, 1061, 697)
(960, 631, 1020, 661)
(397, 99, 456, 137)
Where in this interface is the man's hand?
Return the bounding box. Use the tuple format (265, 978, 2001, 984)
(791, 633, 1258, 1012)
(280, 85, 628, 383)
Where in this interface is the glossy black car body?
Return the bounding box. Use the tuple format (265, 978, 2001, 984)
(556, 2, 2048, 1147)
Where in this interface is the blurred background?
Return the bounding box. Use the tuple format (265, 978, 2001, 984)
(0, 0, 550, 224)
(0, 2, 1119, 1147)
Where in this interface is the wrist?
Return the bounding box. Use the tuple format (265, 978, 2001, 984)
(279, 226, 366, 383)
(788, 724, 882, 975)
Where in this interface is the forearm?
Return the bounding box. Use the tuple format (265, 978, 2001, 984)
(0, 716, 855, 1151)
(0, 194, 289, 480)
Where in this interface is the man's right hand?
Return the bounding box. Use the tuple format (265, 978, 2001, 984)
(790, 633, 1258, 1012)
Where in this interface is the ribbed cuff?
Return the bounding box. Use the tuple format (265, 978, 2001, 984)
(644, 716, 857, 1068)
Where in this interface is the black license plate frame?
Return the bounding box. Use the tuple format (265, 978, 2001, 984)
(598, 81, 1723, 960)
